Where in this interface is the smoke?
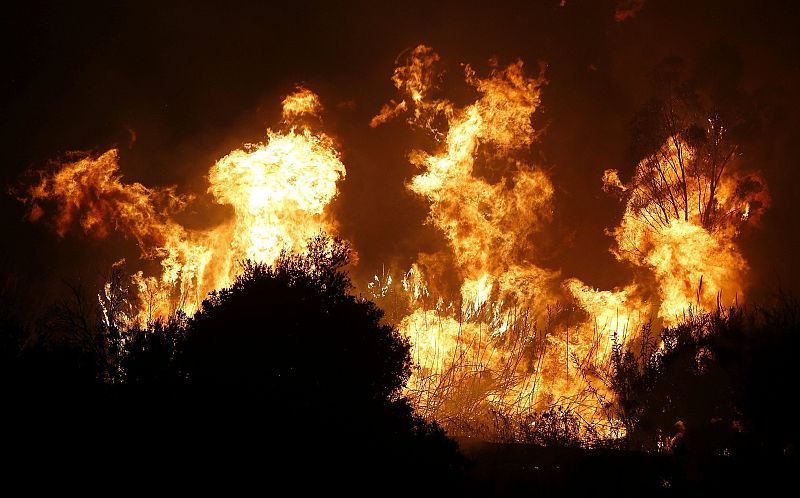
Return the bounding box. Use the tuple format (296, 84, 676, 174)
(614, 0, 646, 22)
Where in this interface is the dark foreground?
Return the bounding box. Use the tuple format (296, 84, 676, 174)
(2, 251, 797, 494)
(4, 398, 795, 497)
(459, 439, 797, 497)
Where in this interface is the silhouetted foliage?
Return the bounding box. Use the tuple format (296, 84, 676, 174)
(610, 299, 799, 492)
(491, 406, 584, 448)
(100, 235, 461, 490)
(1, 276, 103, 389)
(179, 236, 412, 405)
(121, 313, 186, 385)
(8, 239, 800, 493)
(2, 239, 464, 491)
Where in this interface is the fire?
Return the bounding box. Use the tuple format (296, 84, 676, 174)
(385, 47, 557, 309)
(370, 45, 448, 130)
(575, 136, 769, 327)
(23, 87, 345, 323)
(373, 46, 769, 439)
(281, 87, 323, 121)
(208, 129, 345, 265)
(373, 46, 623, 437)
(20, 46, 770, 442)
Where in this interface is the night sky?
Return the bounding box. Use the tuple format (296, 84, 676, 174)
(3, 0, 799, 315)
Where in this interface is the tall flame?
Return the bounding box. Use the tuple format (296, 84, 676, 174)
(382, 46, 557, 310)
(208, 128, 344, 265)
(373, 45, 769, 439)
(24, 87, 345, 323)
(20, 46, 770, 442)
(373, 46, 623, 437)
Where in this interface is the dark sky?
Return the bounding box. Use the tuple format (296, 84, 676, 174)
(2, 0, 799, 313)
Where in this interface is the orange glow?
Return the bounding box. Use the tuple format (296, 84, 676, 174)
(22, 47, 770, 442)
(586, 137, 770, 326)
(372, 46, 769, 439)
(25, 87, 345, 323)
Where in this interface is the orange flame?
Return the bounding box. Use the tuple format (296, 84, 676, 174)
(24, 87, 345, 323)
(573, 137, 770, 327)
(373, 46, 624, 437)
(373, 46, 769, 439)
(21, 46, 770, 442)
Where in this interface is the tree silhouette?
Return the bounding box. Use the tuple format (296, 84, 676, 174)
(3, 239, 463, 491)
(121, 313, 185, 385)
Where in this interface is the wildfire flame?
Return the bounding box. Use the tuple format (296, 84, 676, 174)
(20, 46, 769, 441)
(24, 87, 345, 323)
(574, 135, 769, 327)
(373, 45, 769, 439)
(373, 45, 623, 436)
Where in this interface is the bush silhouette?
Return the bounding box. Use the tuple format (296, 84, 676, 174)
(179, 236, 411, 405)
(2, 238, 463, 491)
(610, 300, 799, 492)
(121, 235, 462, 490)
(121, 314, 186, 385)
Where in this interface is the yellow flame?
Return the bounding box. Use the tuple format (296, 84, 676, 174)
(373, 45, 624, 437)
(373, 46, 769, 440)
(581, 137, 770, 326)
(25, 87, 345, 322)
(281, 87, 323, 121)
(23, 47, 770, 442)
(208, 129, 344, 264)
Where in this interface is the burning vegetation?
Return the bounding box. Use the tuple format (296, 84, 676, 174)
(18, 45, 771, 445)
(23, 87, 345, 324)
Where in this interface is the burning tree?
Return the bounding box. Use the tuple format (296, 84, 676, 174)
(599, 58, 770, 324)
(615, 57, 768, 233)
(14, 46, 772, 448)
